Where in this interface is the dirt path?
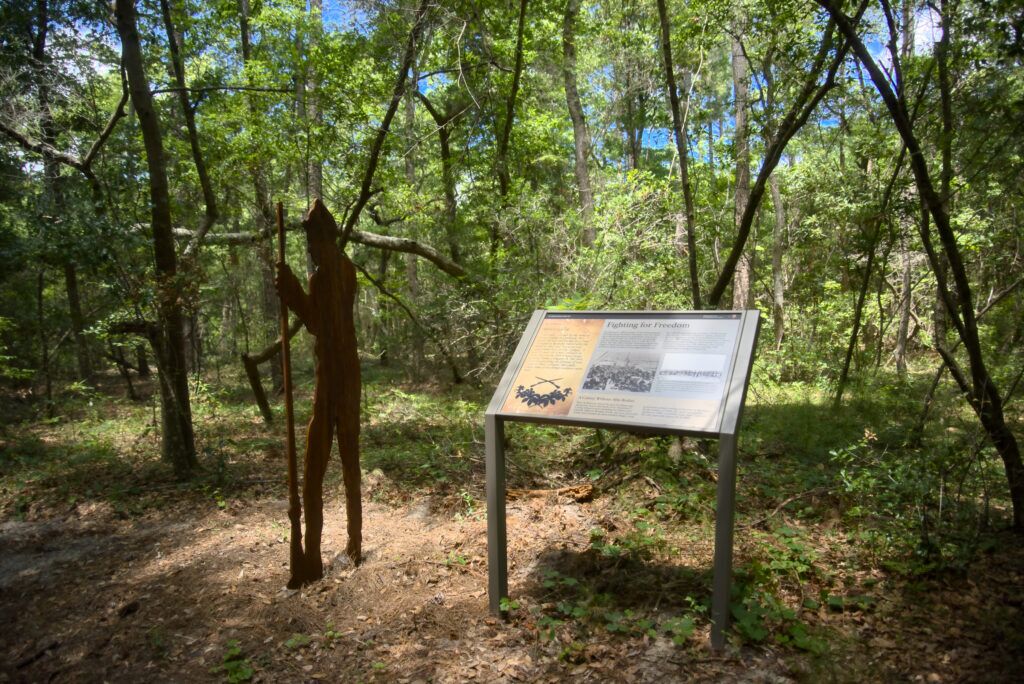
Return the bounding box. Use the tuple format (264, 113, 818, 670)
(2, 489, 681, 682)
(2, 486, 1022, 682)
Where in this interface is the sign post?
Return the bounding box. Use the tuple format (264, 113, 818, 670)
(485, 310, 760, 650)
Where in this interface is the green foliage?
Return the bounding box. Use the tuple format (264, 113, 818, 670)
(210, 640, 254, 683)
(283, 633, 311, 650)
(0, 1, 1021, 675)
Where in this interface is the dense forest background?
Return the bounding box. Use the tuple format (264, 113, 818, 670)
(0, 0, 1022, 680)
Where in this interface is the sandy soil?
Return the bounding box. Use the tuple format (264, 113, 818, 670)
(1, 480, 1022, 682)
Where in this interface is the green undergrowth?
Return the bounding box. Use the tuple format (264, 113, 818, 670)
(510, 368, 1017, 666)
(0, 364, 1017, 665)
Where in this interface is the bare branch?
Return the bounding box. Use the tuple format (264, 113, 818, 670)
(349, 230, 466, 278)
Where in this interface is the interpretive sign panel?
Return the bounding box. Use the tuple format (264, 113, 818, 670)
(495, 311, 744, 435)
(485, 310, 760, 651)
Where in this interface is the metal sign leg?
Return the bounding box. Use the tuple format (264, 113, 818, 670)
(711, 432, 738, 650)
(485, 415, 508, 615)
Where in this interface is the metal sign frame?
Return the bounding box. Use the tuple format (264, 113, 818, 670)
(484, 309, 761, 650)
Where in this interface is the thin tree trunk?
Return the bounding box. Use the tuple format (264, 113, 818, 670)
(308, 0, 323, 199)
(820, 0, 1024, 529)
(834, 223, 881, 408)
(242, 319, 302, 425)
(437, 121, 459, 262)
(63, 263, 93, 382)
(37, 271, 53, 415)
(376, 249, 392, 366)
(403, 68, 425, 379)
(110, 344, 138, 400)
(136, 344, 151, 378)
(731, 25, 752, 310)
(239, 0, 283, 393)
(115, 0, 198, 477)
(769, 173, 786, 348)
(656, 0, 701, 309)
(707, 18, 850, 307)
(492, 0, 528, 252)
(159, 0, 218, 258)
(416, 92, 463, 264)
(32, 0, 93, 385)
(894, 227, 913, 374)
(563, 0, 595, 245)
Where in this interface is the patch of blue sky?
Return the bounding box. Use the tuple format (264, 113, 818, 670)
(320, 1, 371, 34)
(642, 128, 670, 149)
(869, 5, 941, 73)
(419, 71, 450, 95)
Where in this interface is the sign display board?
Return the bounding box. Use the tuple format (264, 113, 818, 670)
(485, 310, 760, 651)
(495, 311, 744, 435)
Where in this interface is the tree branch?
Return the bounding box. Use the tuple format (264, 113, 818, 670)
(349, 230, 466, 278)
(707, 11, 857, 307)
(160, 0, 218, 260)
(339, 0, 432, 248)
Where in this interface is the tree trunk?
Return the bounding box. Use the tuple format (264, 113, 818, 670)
(563, 0, 595, 245)
(37, 271, 53, 414)
(492, 0, 528, 253)
(159, 0, 218, 258)
(834, 223, 881, 408)
(769, 173, 785, 348)
(110, 344, 138, 400)
(820, 0, 1024, 528)
(730, 26, 752, 310)
(303, 0, 324, 200)
(656, 0, 701, 309)
(115, 0, 198, 477)
(416, 92, 463, 265)
(438, 122, 460, 263)
(403, 70, 425, 379)
(63, 263, 93, 382)
(894, 227, 913, 374)
(706, 20, 849, 307)
(136, 344, 151, 378)
(239, 0, 283, 393)
(32, 0, 93, 385)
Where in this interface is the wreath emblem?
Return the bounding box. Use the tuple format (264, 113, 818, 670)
(515, 377, 573, 407)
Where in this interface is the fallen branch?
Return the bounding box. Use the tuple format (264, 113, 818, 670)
(507, 483, 594, 503)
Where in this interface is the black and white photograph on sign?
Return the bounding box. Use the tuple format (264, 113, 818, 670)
(581, 351, 659, 393)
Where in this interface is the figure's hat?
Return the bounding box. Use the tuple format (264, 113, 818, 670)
(303, 198, 339, 243)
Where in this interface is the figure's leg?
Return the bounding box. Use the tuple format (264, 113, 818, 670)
(302, 395, 334, 581)
(337, 406, 362, 564)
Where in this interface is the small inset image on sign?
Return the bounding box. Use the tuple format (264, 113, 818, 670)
(653, 353, 727, 398)
(581, 351, 659, 393)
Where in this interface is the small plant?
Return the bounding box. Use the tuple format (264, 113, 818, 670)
(146, 626, 168, 659)
(446, 551, 469, 567)
(324, 623, 342, 643)
(588, 527, 622, 557)
(660, 615, 696, 645)
(211, 640, 254, 683)
(455, 489, 477, 520)
(499, 596, 520, 612)
(284, 633, 311, 650)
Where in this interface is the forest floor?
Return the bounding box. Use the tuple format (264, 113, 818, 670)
(1, 368, 1022, 682)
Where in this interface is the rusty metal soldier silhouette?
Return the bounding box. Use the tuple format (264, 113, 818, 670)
(276, 199, 361, 582)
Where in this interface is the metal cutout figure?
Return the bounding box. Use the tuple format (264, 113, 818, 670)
(276, 199, 362, 585)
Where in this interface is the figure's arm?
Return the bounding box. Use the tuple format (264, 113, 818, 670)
(275, 262, 318, 335)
